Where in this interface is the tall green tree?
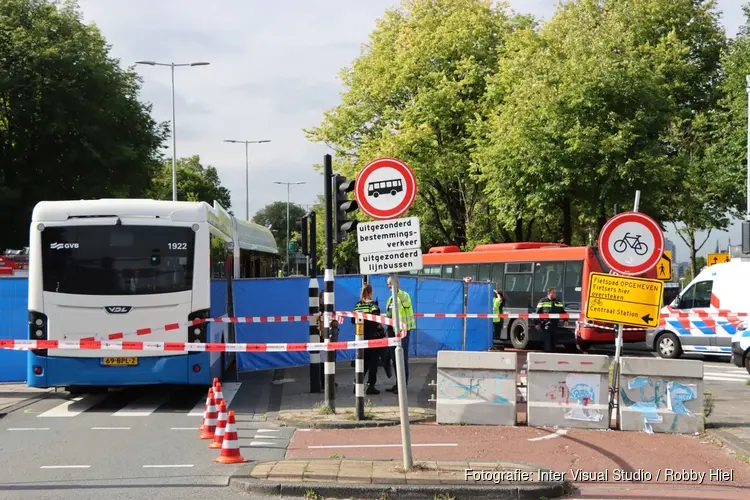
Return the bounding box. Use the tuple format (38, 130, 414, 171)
(0, 0, 167, 248)
(148, 155, 232, 209)
(474, 0, 679, 245)
(306, 0, 529, 249)
(252, 201, 307, 256)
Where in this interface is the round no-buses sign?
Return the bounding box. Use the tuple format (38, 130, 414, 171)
(355, 157, 417, 220)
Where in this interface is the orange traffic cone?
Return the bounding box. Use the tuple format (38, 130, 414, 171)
(213, 377, 219, 389)
(214, 410, 247, 464)
(209, 401, 228, 449)
(214, 382, 225, 409)
(199, 387, 213, 431)
(198, 391, 218, 440)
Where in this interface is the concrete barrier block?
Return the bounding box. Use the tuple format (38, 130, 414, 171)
(527, 352, 610, 430)
(436, 350, 516, 426)
(618, 356, 704, 434)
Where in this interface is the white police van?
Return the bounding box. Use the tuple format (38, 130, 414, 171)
(646, 259, 749, 360)
(731, 328, 750, 374)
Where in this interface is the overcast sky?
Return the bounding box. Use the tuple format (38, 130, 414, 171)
(76, 0, 746, 261)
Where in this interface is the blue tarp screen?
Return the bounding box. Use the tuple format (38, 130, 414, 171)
(0, 276, 494, 380)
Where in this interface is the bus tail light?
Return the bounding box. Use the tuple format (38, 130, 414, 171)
(33, 366, 43, 375)
(193, 364, 201, 373)
(29, 310, 48, 357)
(188, 309, 209, 343)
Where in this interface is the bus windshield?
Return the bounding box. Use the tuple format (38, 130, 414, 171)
(41, 225, 195, 296)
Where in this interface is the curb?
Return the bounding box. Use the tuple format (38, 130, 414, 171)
(229, 475, 567, 500)
(277, 414, 433, 429)
(0, 390, 54, 418)
(706, 428, 750, 458)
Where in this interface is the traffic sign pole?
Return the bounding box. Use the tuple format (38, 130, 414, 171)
(353, 157, 418, 470)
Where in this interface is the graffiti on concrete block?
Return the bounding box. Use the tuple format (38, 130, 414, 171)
(621, 376, 697, 433)
(439, 370, 511, 405)
(542, 374, 604, 422)
(565, 374, 604, 422)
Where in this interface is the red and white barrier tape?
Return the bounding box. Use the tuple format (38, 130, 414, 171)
(26, 309, 749, 346)
(0, 337, 404, 353)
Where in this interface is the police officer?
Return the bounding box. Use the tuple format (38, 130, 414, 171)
(535, 287, 566, 352)
(352, 284, 384, 395)
(492, 287, 505, 351)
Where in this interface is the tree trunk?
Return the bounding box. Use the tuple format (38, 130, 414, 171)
(689, 231, 697, 279)
(561, 198, 572, 245)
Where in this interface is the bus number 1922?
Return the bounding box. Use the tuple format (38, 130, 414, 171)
(168, 242, 188, 250)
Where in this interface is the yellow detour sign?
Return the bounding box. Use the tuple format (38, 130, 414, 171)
(586, 272, 664, 328)
(657, 250, 672, 281)
(707, 253, 730, 267)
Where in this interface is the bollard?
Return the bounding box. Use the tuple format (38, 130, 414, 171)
(308, 278, 321, 393)
(324, 268, 336, 411)
(355, 318, 365, 420)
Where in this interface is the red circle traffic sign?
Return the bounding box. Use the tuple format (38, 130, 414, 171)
(355, 157, 417, 220)
(598, 211, 664, 275)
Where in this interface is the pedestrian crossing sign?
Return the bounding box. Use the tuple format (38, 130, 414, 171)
(657, 251, 672, 281)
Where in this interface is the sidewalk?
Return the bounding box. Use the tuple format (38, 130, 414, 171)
(286, 424, 750, 499)
(231, 458, 567, 499)
(705, 378, 750, 458)
(246, 359, 439, 428)
(0, 382, 52, 414)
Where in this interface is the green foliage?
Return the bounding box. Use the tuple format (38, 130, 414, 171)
(148, 155, 232, 209)
(0, 0, 167, 248)
(252, 201, 307, 256)
(306, 0, 527, 249)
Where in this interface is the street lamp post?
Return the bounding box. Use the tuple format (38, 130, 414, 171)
(135, 61, 210, 201)
(223, 139, 271, 219)
(273, 181, 306, 274)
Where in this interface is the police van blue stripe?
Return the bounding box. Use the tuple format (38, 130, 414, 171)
(691, 320, 716, 335)
(668, 320, 691, 336)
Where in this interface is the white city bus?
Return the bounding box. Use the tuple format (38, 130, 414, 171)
(26, 199, 278, 391)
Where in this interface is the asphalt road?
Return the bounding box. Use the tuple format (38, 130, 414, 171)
(0, 381, 292, 500)
(1, 346, 746, 500)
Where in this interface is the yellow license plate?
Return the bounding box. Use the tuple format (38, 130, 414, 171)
(102, 357, 138, 366)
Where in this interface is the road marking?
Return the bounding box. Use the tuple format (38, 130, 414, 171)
(187, 382, 241, 416)
(38, 394, 107, 418)
(171, 427, 198, 430)
(92, 427, 130, 430)
(250, 441, 277, 446)
(112, 394, 163, 417)
(7, 427, 50, 431)
(256, 429, 280, 433)
(308, 444, 458, 449)
(297, 429, 311, 432)
(529, 429, 568, 441)
(704, 374, 749, 382)
(143, 464, 194, 468)
(40, 465, 91, 469)
(252, 434, 284, 439)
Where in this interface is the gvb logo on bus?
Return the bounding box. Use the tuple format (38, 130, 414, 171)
(49, 242, 79, 250)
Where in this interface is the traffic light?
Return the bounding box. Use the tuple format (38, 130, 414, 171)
(299, 215, 309, 256)
(333, 174, 358, 242)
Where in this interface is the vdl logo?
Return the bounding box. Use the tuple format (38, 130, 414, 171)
(49, 242, 79, 250)
(105, 306, 132, 314)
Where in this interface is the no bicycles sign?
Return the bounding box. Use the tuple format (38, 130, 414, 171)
(598, 212, 664, 276)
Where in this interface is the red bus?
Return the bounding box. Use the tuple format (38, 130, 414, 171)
(412, 242, 658, 350)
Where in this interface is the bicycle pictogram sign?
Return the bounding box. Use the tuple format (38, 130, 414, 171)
(613, 232, 649, 256)
(597, 212, 664, 276)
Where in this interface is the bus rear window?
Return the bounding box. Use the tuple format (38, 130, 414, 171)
(41, 225, 195, 295)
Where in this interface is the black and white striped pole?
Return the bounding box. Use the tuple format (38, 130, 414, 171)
(355, 317, 365, 420)
(323, 154, 336, 411)
(308, 277, 320, 393)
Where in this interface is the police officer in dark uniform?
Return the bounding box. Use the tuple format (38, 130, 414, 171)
(535, 287, 566, 352)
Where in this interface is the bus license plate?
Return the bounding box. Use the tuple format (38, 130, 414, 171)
(102, 357, 138, 366)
